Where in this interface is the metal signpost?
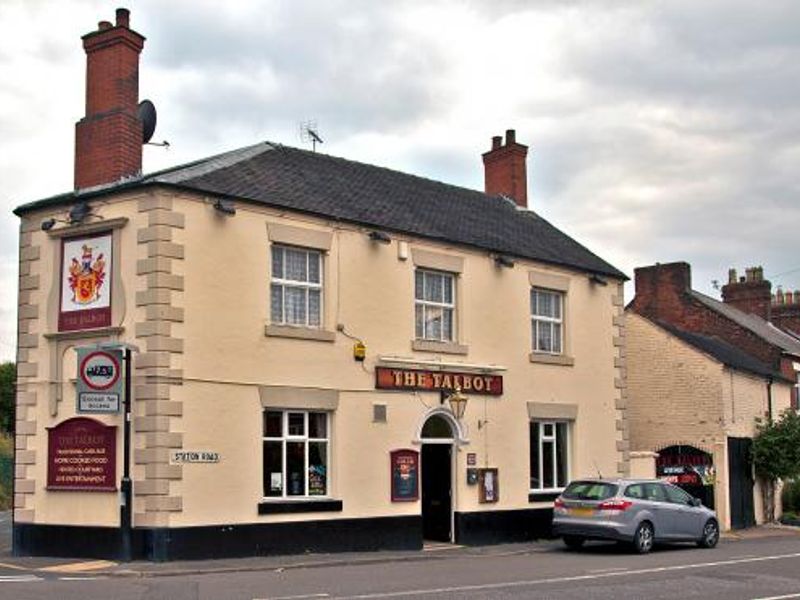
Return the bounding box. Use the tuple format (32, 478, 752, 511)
(75, 342, 138, 561)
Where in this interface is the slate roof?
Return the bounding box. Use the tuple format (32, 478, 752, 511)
(690, 290, 800, 357)
(15, 141, 626, 279)
(655, 320, 790, 382)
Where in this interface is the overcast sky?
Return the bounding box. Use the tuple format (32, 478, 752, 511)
(1, 0, 799, 362)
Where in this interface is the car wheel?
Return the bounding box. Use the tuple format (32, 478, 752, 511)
(697, 519, 719, 549)
(563, 536, 585, 550)
(632, 521, 654, 554)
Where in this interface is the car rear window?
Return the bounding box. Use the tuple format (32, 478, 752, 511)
(562, 481, 618, 501)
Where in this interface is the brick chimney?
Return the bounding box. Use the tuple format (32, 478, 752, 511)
(630, 262, 692, 321)
(74, 8, 145, 190)
(721, 266, 772, 320)
(482, 129, 529, 208)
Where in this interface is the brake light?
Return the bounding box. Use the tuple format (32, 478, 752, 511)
(597, 499, 632, 511)
(554, 498, 565, 508)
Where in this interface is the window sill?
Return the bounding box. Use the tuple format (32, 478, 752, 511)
(265, 325, 336, 342)
(258, 498, 343, 515)
(528, 491, 563, 503)
(411, 339, 468, 355)
(529, 352, 574, 366)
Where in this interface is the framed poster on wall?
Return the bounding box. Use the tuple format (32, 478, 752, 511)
(478, 468, 499, 503)
(47, 417, 117, 491)
(59, 232, 113, 332)
(390, 449, 419, 502)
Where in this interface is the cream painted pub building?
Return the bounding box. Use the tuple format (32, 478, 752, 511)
(13, 10, 628, 560)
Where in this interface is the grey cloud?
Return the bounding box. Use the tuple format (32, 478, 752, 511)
(140, 1, 449, 139)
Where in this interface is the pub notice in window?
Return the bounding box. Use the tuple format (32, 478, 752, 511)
(47, 417, 116, 491)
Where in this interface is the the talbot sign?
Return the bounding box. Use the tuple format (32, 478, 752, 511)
(375, 366, 503, 396)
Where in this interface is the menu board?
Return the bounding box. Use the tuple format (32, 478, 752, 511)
(47, 417, 116, 491)
(390, 449, 419, 502)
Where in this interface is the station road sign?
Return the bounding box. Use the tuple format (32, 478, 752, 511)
(76, 346, 124, 413)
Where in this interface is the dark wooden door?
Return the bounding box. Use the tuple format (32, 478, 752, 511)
(728, 437, 756, 529)
(422, 444, 452, 542)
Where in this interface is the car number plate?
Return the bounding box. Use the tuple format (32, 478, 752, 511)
(569, 507, 594, 516)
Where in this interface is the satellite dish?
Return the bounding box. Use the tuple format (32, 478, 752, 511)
(137, 100, 157, 144)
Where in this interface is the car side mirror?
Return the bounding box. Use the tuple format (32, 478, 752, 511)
(689, 497, 701, 507)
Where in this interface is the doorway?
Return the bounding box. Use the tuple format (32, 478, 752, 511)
(422, 444, 452, 542)
(420, 413, 455, 542)
(728, 437, 756, 529)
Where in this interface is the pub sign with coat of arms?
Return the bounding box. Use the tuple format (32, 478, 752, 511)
(59, 233, 112, 332)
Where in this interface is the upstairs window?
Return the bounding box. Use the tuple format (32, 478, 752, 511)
(271, 245, 322, 327)
(415, 269, 455, 342)
(531, 288, 563, 354)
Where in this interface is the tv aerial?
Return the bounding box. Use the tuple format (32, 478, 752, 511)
(299, 121, 324, 152)
(138, 99, 170, 149)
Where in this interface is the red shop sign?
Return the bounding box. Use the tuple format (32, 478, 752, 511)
(376, 367, 503, 396)
(47, 417, 117, 491)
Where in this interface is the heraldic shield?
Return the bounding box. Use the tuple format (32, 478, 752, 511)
(68, 244, 106, 305)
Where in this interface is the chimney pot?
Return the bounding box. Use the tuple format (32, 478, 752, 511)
(75, 10, 145, 190)
(728, 268, 737, 284)
(116, 8, 130, 28)
(482, 129, 529, 208)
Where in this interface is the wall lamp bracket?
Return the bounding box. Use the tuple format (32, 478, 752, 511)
(213, 198, 236, 216)
(68, 200, 94, 224)
(41, 218, 59, 231)
(368, 230, 391, 244)
(589, 274, 608, 286)
(494, 254, 515, 269)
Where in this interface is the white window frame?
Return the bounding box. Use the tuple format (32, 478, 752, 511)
(271, 245, 323, 328)
(262, 410, 330, 499)
(531, 288, 564, 355)
(415, 269, 456, 342)
(529, 419, 570, 493)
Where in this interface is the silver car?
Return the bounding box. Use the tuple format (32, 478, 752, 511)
(552, 479, 719, 553)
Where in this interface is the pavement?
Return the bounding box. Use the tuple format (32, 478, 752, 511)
(0, 510, 798, 580)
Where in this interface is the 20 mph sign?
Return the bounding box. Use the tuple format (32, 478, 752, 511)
(76, 347, 123, 413)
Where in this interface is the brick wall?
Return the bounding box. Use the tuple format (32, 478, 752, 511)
(630, 262, 783, 369)
(626, 312, 725, 453)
